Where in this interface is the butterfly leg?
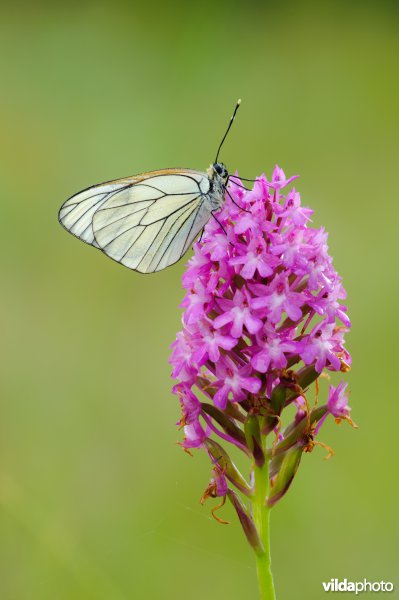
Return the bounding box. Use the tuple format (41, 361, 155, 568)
(225, 188, 251, 213)
(210, 212, 227, 235)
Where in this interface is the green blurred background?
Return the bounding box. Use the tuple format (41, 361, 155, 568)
(1, 1, 398, 598)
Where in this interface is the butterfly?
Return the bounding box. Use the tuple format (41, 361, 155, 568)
(58, 100, 244, 274)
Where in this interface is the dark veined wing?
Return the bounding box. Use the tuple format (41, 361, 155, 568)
(58, 169, 213, 273)
(92, 171, 212, 273)
(58, 174, 144, 247)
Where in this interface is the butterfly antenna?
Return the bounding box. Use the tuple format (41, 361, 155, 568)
(228, 179, 251, 192)
(215, 99, 241, 164)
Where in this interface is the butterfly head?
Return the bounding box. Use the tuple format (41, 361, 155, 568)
(208, 162, 229, 185)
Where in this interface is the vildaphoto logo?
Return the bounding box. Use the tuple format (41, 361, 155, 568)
(322, 579, 394, 594)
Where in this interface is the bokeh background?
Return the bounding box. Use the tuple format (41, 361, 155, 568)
(1, 1, 398, 598)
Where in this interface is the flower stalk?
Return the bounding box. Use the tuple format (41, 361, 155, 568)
(170, 166, 355, 599)
(253, 434, 275, 600)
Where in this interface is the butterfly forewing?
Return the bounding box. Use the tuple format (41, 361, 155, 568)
(59, 169, 214, 273)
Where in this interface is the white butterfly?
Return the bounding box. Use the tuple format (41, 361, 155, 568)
(58, 101, 242, 274)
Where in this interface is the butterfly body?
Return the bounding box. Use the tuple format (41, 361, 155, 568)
(58, 163, 229, 273)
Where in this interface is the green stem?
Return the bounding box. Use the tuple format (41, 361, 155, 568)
(252, 443, 276, 600)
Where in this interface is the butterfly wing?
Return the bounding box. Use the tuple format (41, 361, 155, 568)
(58, 174, 142, 246)
(59, 169, 213, 273)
